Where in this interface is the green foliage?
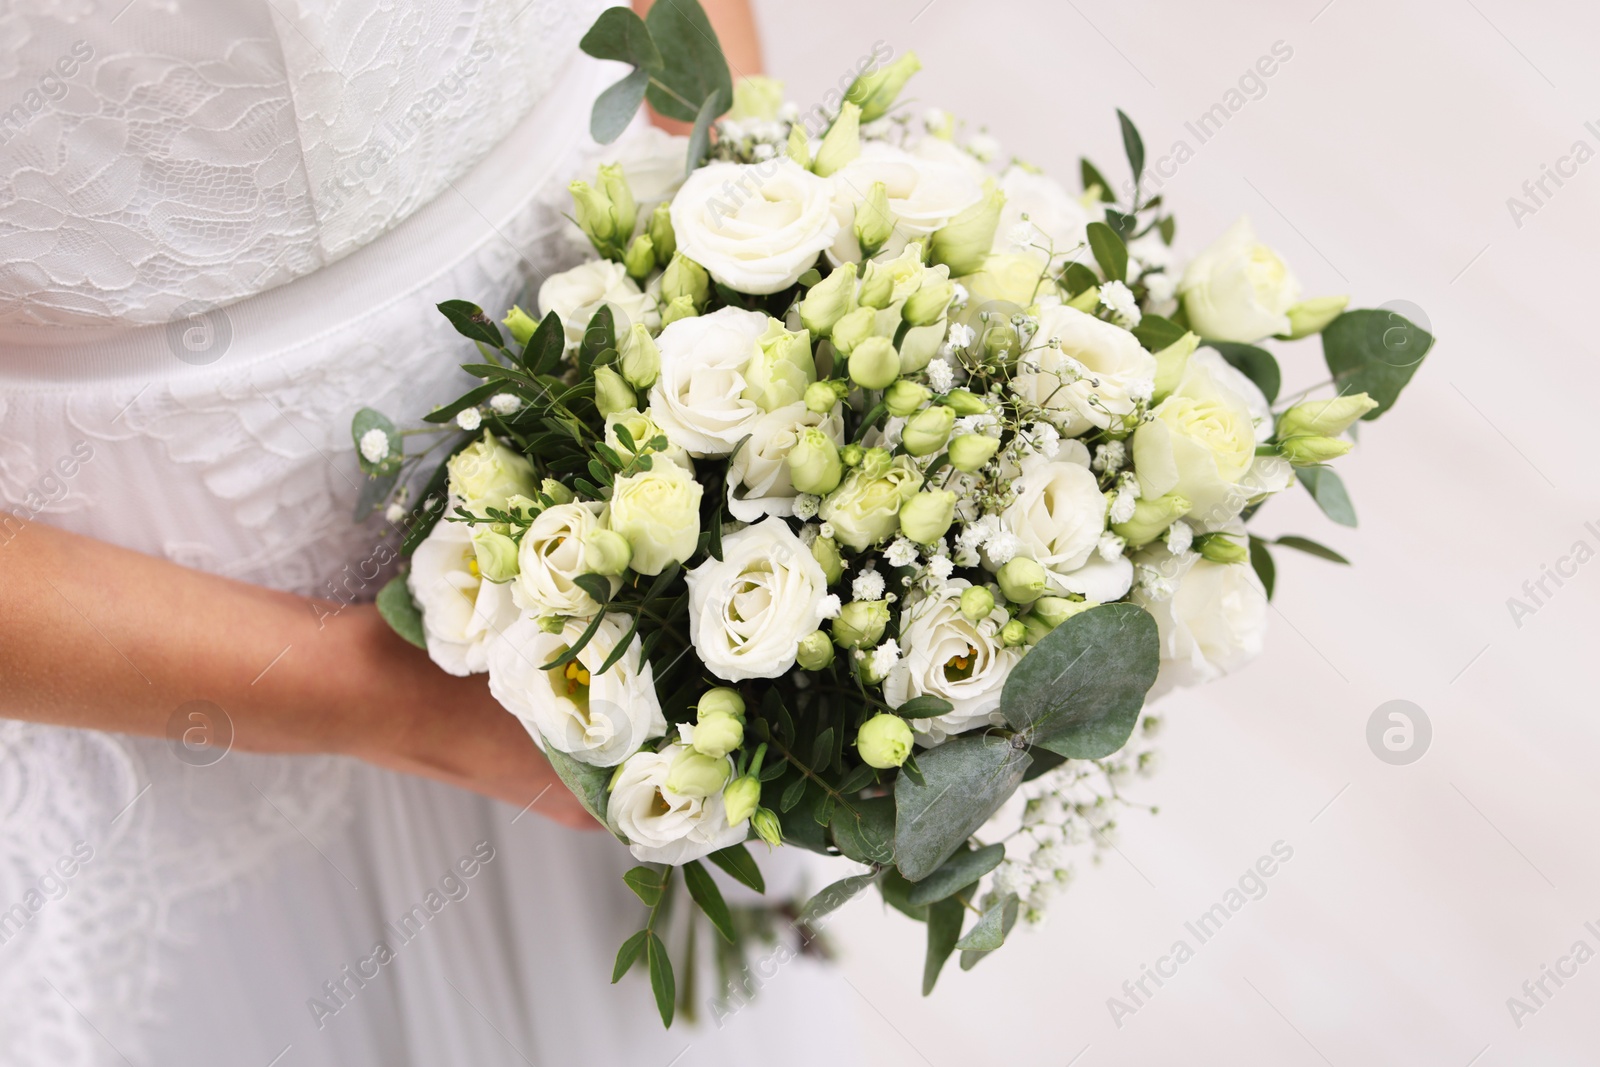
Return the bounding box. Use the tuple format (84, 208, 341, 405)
(1206, 341, 1281, 403)
(958, 892, 1019, 970)
(1131, 313, 1188, 352)
(351, 408, 402, 477)
(375, 574, 425, 650)
(705, 844, 765, 894)
(579, 7, 663, 69)
(1080, 158, 1116, 201)
(923, 893, 967, 995)
(894, 734, 1030, 882)
(906, 843, 1005, 906)
(545, 747, 618, 834)
(1086, 221, 1128, 282)
(683, 860, 736, 942)
(1322, 309, 1434, 418)
(1298, 464, 1358, 527)
(799, 872, 879, 923)
(1117, 109, 1145, 200)
(643, 0, 732, 124)
(1274, 535, 1350, 564)
(1248, 535, 1276, 599)
(436, 300, 505, 349)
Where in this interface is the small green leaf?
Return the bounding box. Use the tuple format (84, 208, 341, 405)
(578, 304, 616, 376)
(351, 408, 402, 476)
(895, 695, 955, 719)
(421, 381, 505, 425)
(375, 574, 426, 650)
(810, 727, 835, 770)
(705, 844, 765, 894)
(906, 844, 1006, 906)
(836, 762, 876, 794)
(779, 775, 808, 813)
(1274, 535, 1350, 565)
(623, 866, 666, 907)
(922, 894, 966, 996)
(1298, 464, 1357, 527)
(1131, 313, 1187, 353)
(612, 929, 649, 983)
(1059, 260, 1100, 298)
(646, 931, 675, 1027)
(1158, 215, 1176, 245)
(1116, 109, 1145, 195)
(1321, 309, 1434, 419)
(644, 0, 732, 124)
(683, 860, 736, 943)
(1080, 158, 1116, 201)
(591, 67, 651, 145)
(1206, 341, 1281, 404)
(799, 872, 878, 923)
(1086, 221, 1128, 282)
(958, 892, 1019, 969)
(537, 609, 609, 670)
(1248, 535, 1276, 600)
(572, 572, 616, 606)
(878, 868, 929, 922)
(436, 300, 504, 349)
(544, 746, 619, 834)
(579, 6, 662, 70)
(685, 89, 726, 176)
(522, 310, 566, 376)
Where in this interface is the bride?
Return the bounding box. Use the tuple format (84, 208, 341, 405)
(0, 1, 858, 1063)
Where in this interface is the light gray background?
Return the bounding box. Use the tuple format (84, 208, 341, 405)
(754, 1, 1600, 1063)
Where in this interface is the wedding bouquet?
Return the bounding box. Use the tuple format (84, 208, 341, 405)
(352, 1, 1431, 1025)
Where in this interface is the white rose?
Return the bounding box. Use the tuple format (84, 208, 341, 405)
(446, 432, 536, 514)
(407, 519, 518, 676)
(606, 745, 749, 865)
(992, 446, 1133, 601)
(538, 259, 660, 348)
(512, 501, 619, 617)
(605, 463, 703, 576)
(827, 143, 983, 263)
(1012, 305, 1157, 436)
(1132, 357, 1259, 527)
(726, 403, 843, 522)
(647, 306, 771, 457)
(1178, 216, 1302, 343)
(670, 159, 839, 294)
(487, 612, 667, 767)
(884, 579, 1021, 746)
(686, 517, 831, 681)
(993, 166, 1099, 262)
(1133, 546, 1267, 698)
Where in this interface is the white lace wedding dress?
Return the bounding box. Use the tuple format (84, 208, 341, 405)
(0, 3, 854, 1064)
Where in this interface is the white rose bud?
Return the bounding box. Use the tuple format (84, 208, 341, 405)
(618, 323, 661, 390)
(1179, 217, 1303, 343)
(690, 710, 744, 759)
(593, 365, 636, 418)
(818, 452, 923, 550)
(447, 432, 536, 514)
(583, 528, 633, 576)
(787, 426, 844, 495)
(743, 319, 817, 412)
(847, 336, 901, 390)
(606, 464, 704, 576)
(898, 489, 957, 543)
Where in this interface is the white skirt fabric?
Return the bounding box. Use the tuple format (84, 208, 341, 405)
(0, 51, 856, 1067)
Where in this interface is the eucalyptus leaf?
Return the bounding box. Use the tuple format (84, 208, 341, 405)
(878, 869, 928, 922)
(354, 467, 399, 521)
(350, 408, 402, 476)
(894, 733, 1030, 882)
(591, 67, 651, 144)
(922, 893, 966, 996)
(1321, 309, 1434, 418)
(830, 795, 895, 866)
(643, 0, 732, 124)
(543, 746, 619, 835)
(958, 892, 1019, 969)
(906, 843, 1005, 906)
(1248, 535, 1276, 600)
(579, 6, 662, 69)
(686, 89, 725, 176)
(1274, 534, 1350, 564)
(1086, 221, 1128, 282)
(799, 872, 878, 923)
(375, 574, 425, 650)
(1000, 603, 1159, 760)
(1298, 464, 1357, 527)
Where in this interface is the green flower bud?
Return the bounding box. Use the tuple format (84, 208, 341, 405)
(796, 629, 836, 671)
(1276, 393, 1379, 439)
(536, 615, 566, 634)
(647, 202, 675, 265)
(1112, 492, 1191, 547)
(997, 556, 1049, 604)
(800, 262, 858, 337)
(752, 807, 783, 847)
(470, 528, 520, 583)
(845, 52, 922, 123)
(660, 295, 698, 328)
(540, 478, 573, 505)
(691, 710, 744, 759)
(959, 584, 996, 622)
(832, 599, 890, 649)
(730, 74, 784, 121)
(787, 426, 843, 495)
(723, 775, 761, 824)
(946, 434, 999, 473)
(583, 527, 633, 576)
(811, 536, 844, 585)
(859, 244, 925, 309)
(1000, 618, 1028, 646)
(502, 305, 538, 346)
(1194, 532, 1249, 565)
(743, 319, 817, 412)
(819, 453, 921, 549)
(593, 365, 636, 418)
(898, 489, 956, 543)
(856, 446, 894, 477)
(665, 748, 731, 798)
(1281, 295, 1350, 339)
(661, 252, 710, 309)
(898, 321, 945, 373)
(902, 404, 955, 457)
(595, 164, 636, 245)
(622, 233, 655, 281)
(1030, 595, 1096, 632)
(848, 336, 901, 390)
(698, 687, 747, 722)
(829, 305, 878, 354)
(568, 179, 616, 250)
(1278, 435, 1352, 466)
(854, 180, 894, 259)
(943, 388, 990, 416)
(930, 179, 1004, 277)
(856, 713, 913, 769)
(813, 100, 861, 178)
(1151, 331, 1199, 402)
(902, 273, 954, 327)
(804, 379, 849, 415)
(884, 379, 932, 417)
(786, 125, 811, 168)
(617, 323, 661, 390)
(839, 444, 865, 468)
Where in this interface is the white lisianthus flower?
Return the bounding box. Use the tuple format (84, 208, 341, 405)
(992, 166, 1099, 262)
(726, 403, 844, 522)
(991, 446, 1133, 602)
(512, 501, 620, 617)
(488, 613, 667, 767)
(446, 432, 536, 514)
(1133, 544, 1268, 698)
(1132, 357, 1259, 527)
(408, 520, 518, 676)
(827, 144, 983, 263)
(607, 745, 748, 865)
(1011, 305, 1157, 436)
(648, 307, 772, 457)
(884, 579, 1021, 745)
(605, 463, 704, 576)
(1178, 216, 1302, 343)
(686, 517, 831, 681)
(538, 259, 660, 349)
(669, 159, 839, 294)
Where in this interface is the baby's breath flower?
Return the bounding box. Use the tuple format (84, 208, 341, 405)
(1164, 520, 1194, 555)
(852, 569, 886, 601)
(489, 393, 522, 415)
(456, 407, 483, 431)
(885, 538, 919, 568)
(358, 427, 391, 464)
(1092, 440, 1126, 474)
(926, 358, 956, 393)
(793, 493, 821, 520)
(1097, 531, 1126, 562)
(819, 593, 842, 618)
(1098, 279, 1142, 327)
